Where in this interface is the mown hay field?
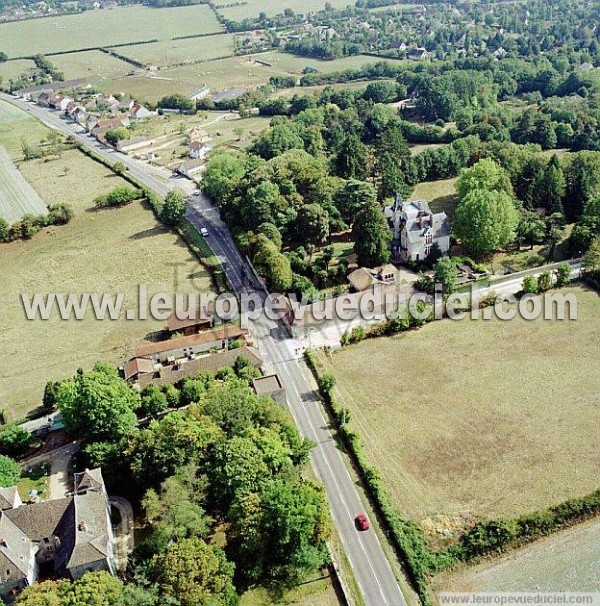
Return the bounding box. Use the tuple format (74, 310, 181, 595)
(0, 4, 222, 57)
(96, 52, 400, 101)
(436, 518, 600, 592)
(0, 144, 47, 223)
(0, 59, 37, 83)
(320, 286, 600, 527)
(49, 50, 133, 81)
(117, 33, 236, 68)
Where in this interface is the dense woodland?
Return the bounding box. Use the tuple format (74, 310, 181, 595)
(9, 361, 329, 605)
(204, 79, 600, 293)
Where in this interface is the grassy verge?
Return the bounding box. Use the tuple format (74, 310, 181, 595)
(179, 218, 228, 293)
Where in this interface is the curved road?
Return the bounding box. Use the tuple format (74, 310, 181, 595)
(2, 93, 408, 606)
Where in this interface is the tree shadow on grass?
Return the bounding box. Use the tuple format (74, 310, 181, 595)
(129, 225, 169, 240)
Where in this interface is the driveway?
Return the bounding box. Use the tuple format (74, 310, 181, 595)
(110, 496, 135, 572)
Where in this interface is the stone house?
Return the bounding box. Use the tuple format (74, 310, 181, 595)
(384, 195, 450, 262)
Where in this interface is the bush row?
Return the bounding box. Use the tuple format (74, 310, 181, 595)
(305, 349, 434, 604)
(0, 203, 73, 243)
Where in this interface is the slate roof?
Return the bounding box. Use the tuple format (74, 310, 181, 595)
(5, 498, 72, 541)
(0, 487, 21, 511)
(0, 469, 112, 589)
(136, 346, 262, 388)
(0, 514, 33, 584)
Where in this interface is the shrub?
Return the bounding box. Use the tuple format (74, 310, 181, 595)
(0, 454, 21, 487)
(555, 263, 572, 287)
(94, 186, 139, 208)
(537, 271, 553, 292)
(521, 275, 539, 294)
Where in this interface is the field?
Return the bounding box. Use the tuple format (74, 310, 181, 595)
(0, 144, 48, 223)
(412, 177, 458, 218)
(117, 34, 236, 68)
(0, 58, 36, 83)
(0, 101, 213, 419)
(50, 50, 133, 81)
(96, 52, 398, 101)
(0, 4, 222, 58)
(215, 0, 353, 20)
(0, 98, 49, 157)
(320, 286, 600, 529)
(436, 518, 600, 592)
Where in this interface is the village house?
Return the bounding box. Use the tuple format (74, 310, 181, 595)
(0, 469, 116, 600)
(135, 325, 249, 364)
(176, 158, 205, 177)
(48, 94, 73, 111)
(408, 47, 429, 61)
(188, 140, 208, 160)
(133, 346, 263, 390)
(347, 264, 397, 293)
(165, 307, 212, 337)
(128, 103, 152, 120)
(252, 374, 287, 406)
(90, 115, 130, 139)
(384, 195, 450, 263)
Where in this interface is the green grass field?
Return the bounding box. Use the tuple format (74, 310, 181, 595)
(0, 59, 36, 84)
(50, 50, 133, 81)
(117, 33, 236, 68)
(215, 0, 352, 20)
(0, 99, 49, 157)
(0, 4, 223, 58)
(320, 286, 600, 533)
(412, 177, 458, 218)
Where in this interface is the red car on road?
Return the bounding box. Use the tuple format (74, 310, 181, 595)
(355, 513, 370, 531)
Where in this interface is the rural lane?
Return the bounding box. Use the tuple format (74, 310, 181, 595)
(3, 94, 409, 606)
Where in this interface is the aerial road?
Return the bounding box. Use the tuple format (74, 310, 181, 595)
(2, 93, 409, 606)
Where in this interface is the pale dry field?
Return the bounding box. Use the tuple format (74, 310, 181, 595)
(0, 200, 212, 420)
(322, 286, 600, 523)
(50, 50, 133, 81)
(436, 518, 600, 592)
(0, 101, 212, 419)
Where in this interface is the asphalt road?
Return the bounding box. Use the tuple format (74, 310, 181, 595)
(5, 94, 409, 606)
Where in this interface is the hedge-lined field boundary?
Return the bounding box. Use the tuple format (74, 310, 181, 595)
(305, 348, 600, 604)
